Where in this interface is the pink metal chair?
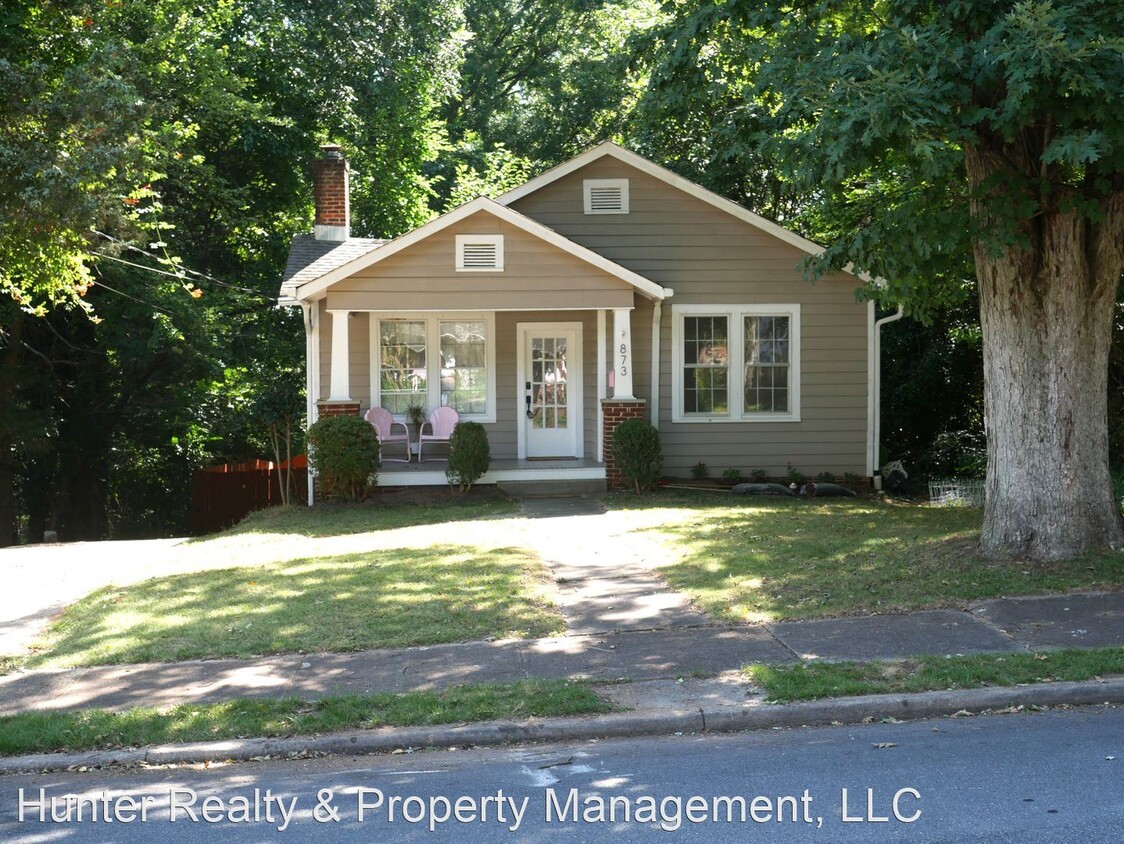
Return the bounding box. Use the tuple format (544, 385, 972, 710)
(364, 407, 412, 462)
(417, 406, 459, 462)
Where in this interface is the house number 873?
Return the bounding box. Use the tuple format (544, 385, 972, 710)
(619, 344, 628, 376)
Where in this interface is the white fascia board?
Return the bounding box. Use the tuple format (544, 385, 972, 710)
(498, 141, 858, 273)
(290, 196, 667, 303)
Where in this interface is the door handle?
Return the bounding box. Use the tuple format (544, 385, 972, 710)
(525, 393, 534, 419)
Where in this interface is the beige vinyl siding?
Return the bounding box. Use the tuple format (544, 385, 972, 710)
(325, 211, 632, 312)
(513, 157, 869, 478)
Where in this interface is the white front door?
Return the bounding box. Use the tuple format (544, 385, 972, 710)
(518, 323, 583, 459)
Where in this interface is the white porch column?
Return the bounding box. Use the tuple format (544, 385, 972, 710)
(327, 309, 352, 401)
(612, 308, 635, 400)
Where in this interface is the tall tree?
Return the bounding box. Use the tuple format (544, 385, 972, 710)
(646, 0, 1123, 560)
(1, 0, 466, 542)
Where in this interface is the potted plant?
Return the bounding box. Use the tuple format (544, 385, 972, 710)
(405, 402, 427, 454)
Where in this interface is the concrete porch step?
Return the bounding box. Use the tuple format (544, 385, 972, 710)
(498, 479, 607, 498)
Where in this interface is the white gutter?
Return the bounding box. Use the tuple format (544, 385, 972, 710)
(302, 302, 318, 506)
(868, 304, 905, 476)
(650, 300, 662, 429)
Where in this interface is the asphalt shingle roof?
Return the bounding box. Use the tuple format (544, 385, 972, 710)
(278, 234, 385, 301)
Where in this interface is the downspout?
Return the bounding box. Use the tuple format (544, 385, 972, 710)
(302, 301, 317, 507)
(650, 299, 662, 430)
(871, 305, 905, 479)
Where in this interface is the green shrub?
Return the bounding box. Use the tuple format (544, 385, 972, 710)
(750, 468, 769, 483)
(690, 461, 709, 480)
(446, 422, 491, 492)
(815, 471, 836, 483)
(307, 414, 380, 501)
(722, 467, 742, 484)
(611, 418, 663, 493)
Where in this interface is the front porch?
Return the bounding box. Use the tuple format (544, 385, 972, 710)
(377, 456, 606, 488)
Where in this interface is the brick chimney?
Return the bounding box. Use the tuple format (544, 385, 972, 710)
(312, 144, 350, 241)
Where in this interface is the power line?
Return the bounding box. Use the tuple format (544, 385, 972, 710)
(92, 231, 273, 299)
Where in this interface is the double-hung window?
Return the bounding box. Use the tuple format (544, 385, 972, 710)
(672, 305, 800, 422)
(372, 314, 496, 422)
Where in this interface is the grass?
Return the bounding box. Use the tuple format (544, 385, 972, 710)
(745, 648, 1124, 703)
(25, 544, 562, 669)
(0, 680, 611, 757)
(217, 490, 519, 539)
(608, 491, 1123, 622)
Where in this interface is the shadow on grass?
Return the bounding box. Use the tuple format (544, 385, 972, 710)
(192, 488, 521, 542)
(27, 544, 564, 669)
(625, 495, 1122, 621)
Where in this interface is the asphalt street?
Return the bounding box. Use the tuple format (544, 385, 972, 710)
(2, 706, 1120, 842)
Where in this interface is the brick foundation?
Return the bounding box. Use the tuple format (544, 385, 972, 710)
(315, 400, 361, 419)
(602, 398, 648, 491)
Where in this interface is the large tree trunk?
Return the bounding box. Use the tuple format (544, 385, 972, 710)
(967, 147, 1124, 561)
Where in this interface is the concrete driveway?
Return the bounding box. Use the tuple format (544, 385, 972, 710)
(0, 539, 187, 655)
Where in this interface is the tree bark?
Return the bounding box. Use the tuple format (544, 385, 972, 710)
(966, 147, 1124, 561)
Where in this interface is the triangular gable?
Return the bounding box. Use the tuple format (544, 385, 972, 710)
(497, 141, 838, 266)
(286, 196, 669, 302)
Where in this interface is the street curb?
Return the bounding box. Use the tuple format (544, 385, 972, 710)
(2, 678, 1121, 775)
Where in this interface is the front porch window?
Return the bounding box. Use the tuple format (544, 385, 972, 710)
(440, 320, 487, 414)
(372, 313, 497, 423)
(379, 320, 427, 413)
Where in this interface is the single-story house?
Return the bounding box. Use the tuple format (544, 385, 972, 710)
(279, 142, 898, 499)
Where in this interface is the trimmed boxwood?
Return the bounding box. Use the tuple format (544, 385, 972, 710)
(307, 414, 380, 501)
(446, 421, 491, 492)
(611, 418, 663, 493)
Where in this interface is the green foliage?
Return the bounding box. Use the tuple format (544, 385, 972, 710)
(446, 422, 491, 492)
(750, 468, 769, 483)
(722, 467, 742, 484)
(785, 462, 804, 484)
(814, 471, 836, 484)
(611, 419, 663, 493)
(690, 461, 709, 480)
(307, 416, 380, 502)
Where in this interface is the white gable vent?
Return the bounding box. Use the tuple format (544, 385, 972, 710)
(583, 178, 629, 214)
(455, 234, 504, 271)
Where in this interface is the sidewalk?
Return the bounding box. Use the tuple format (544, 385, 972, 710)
(1, 591, 1120, 717)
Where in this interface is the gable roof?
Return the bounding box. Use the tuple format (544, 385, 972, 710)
(285, 196, 670, 303)
(497, 141, 834, 263)
(279, 235, 386, 304)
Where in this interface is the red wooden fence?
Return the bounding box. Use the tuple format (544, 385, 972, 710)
(190, 456, 308, 534)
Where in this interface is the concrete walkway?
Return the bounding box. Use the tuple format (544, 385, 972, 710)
(1, 591, 1119, 717)
(520, 497, 710, 634)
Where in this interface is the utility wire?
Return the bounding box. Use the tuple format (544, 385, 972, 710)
(88, 276, 174, 316)
(92, 230, 273, 299)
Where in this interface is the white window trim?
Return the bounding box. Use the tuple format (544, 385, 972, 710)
(369, 312, 498, 423)
(455, 234, 504, 272)
(583, 178, 630, 215)
(670, 303, 801, 423)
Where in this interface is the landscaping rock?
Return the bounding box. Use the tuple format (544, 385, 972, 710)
(731, 482, 795, 497)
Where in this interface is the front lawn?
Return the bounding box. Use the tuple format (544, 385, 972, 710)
(26, 544, 562, 669)
(0, 680, 610, 757)
(219, 490, 519, 539)
(745, 648, 1124, 703)
(608, 492, 1122, 622)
